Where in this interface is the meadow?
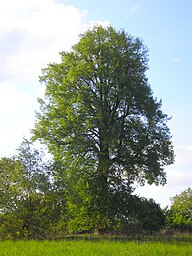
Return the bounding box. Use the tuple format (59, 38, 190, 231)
(0, 237, 192, 256)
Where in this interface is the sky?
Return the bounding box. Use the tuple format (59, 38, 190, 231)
(0, 0, 192, 207)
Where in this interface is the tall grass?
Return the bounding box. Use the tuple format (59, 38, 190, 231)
(0, 239, 192, 256)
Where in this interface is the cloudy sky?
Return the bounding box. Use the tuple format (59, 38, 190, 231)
(0, 0, 192, 207)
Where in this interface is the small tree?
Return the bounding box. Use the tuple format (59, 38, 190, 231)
(166, 187, 192, 232)
(0, 139, 61, 239)
(0, 157, 24, 215)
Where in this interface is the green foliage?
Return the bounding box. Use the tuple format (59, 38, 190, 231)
(0, 157, 24, 214)
(114, 196, 165, 234)
(166, 187, 192, 232)
(32, 25, 174, 232)
(0, 139, 62, 239)
(134, 197, 166, 232)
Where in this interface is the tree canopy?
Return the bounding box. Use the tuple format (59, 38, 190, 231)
(166, 187, 192, 232)
(33, 25, 174, 231)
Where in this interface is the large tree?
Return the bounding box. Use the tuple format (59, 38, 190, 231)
(33, 26, 174, 231)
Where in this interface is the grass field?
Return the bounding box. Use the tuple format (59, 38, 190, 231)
(0, 238, 192, 256)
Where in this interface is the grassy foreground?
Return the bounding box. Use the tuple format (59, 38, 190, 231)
(0, 239, 192, 256)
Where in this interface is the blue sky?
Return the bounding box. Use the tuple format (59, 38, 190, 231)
(0, 0, 192, 207)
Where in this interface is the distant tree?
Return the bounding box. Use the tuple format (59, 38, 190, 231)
(32, 25, 174, 232)
(0, 139, 62, 239)
(0, 157, 24, 214)
(166, 187, 192, 232)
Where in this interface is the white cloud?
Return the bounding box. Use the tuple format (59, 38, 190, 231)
(0, 81, 35, 157)
(167, 169, 192, 187)
(169, 145, 192, 175)
(0, 1, 87, 80)
(0, 82, 33, 116)
(0, 0, 109, 81)
(0, 0, 109, 157)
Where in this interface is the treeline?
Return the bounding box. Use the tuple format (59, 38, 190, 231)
(0, 139, 191, 239)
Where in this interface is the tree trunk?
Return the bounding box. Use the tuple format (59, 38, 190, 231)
(96, 127, 111, 229)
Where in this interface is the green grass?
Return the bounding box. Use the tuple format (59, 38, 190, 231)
(0, 239, 192, 256)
